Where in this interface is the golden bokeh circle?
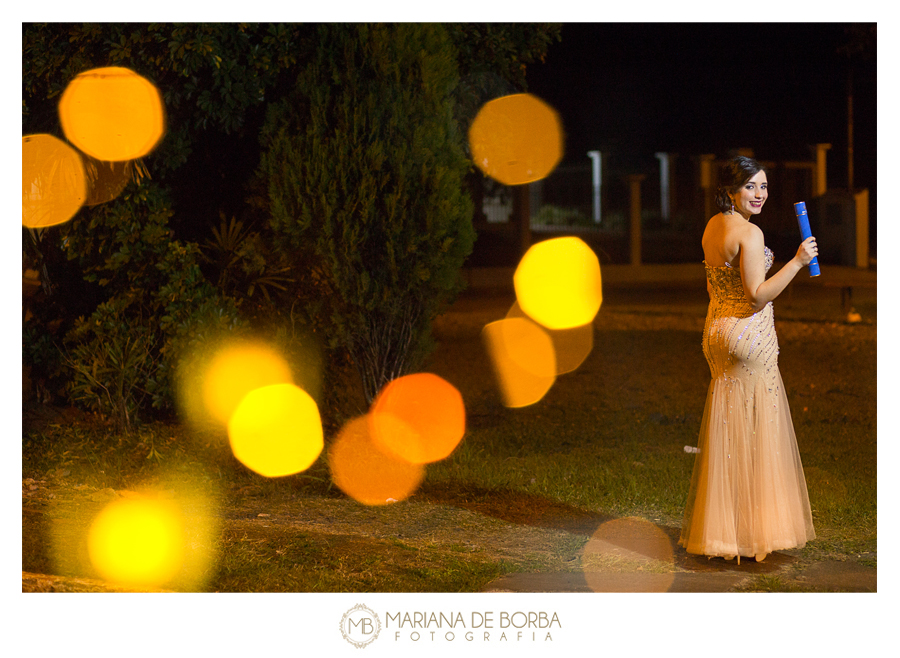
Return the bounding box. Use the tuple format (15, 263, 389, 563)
(482, 317, 556, 408)
(199, 342, 294, 427)
(514, 237, 603, 330)
(468, 93, 563, 186)
(87, 497, 184, 587)
(22, 134, 87, 228)
(227, 383, 324, 477)
(59, 66, 165, 161)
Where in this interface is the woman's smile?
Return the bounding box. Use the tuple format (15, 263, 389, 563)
(732, 170, 767, 217)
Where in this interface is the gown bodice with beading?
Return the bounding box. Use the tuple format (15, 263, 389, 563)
(705, 246, 774, 315)
(701, 247, 778, 385)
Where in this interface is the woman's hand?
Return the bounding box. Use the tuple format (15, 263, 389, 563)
(795, 236, 819, 266)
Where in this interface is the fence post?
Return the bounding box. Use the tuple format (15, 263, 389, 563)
(513, 183, 531, 256)
(854, 188, 869, 268)
(625, 174, 645, 266)
(655, 152, 676, 222)
(699, 154, 716, 220)
(814, 143, 832, 196)
(587, 150, 603, 224)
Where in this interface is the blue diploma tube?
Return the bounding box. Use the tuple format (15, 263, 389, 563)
(793, 201, 820, 277)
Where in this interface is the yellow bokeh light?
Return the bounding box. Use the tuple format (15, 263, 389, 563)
(22, 134, 87, 228)
(369, 373, 466, 465)
(59, 66, 165, 162)
(514, 237, 603, 330)
(227, 383, 323, 477)
(87, 497, 184, 588)
(200, 342, 294, 426)
(329, 416, 425, 506)
(468, 93, 563, 186)
(506, 301, 593, 375)
(52, 478, 218, 591)
(482, 317, 556, 408)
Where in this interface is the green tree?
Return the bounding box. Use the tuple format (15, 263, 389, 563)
(22, 23, 305, 427)
(261, 24, 475, 404)
(22, 23, 560, 424)
(23, 23, 309, 172)
(445, 23, 561, 228)
(447, 23, 562, 129)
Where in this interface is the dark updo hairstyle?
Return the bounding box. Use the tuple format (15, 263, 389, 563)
(715, 156, 768, 213)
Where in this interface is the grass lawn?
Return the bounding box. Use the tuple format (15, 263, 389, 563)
(22, 283, 876, 592)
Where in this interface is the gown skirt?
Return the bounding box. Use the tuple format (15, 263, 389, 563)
(679, 255, 815, 559)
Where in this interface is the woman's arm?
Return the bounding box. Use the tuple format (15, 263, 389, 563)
(739, 223, 817, 312)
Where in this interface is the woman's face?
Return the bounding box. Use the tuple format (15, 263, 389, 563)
(730, 170, 768, 217)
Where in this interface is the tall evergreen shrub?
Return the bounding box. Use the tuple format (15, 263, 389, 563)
(262, 24, 474, 403)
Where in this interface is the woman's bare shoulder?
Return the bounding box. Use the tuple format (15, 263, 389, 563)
(739, 220, 765, 245)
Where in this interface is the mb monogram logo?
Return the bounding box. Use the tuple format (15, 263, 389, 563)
(340, 604, 382, 648)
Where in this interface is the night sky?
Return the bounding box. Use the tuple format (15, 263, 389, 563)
(525, 23, 876, 196)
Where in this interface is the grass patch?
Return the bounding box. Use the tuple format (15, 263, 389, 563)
(23, 291, 876, 592)
(208, 522, 511, 593)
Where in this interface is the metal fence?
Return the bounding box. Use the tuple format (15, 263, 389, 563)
(475, 152, 830, 264)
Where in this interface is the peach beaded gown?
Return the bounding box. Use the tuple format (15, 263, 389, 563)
(679, 247, 815, 559)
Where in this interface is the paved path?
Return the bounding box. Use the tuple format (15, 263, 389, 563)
(479, 516, 876, 593)
(484, 557, 877, 593)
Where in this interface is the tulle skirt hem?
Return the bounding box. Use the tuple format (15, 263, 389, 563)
(679, 371, 815, 558)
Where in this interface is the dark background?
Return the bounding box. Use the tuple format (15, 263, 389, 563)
(525, 23, 875, 185)
(74, 23, 875, 261)
(519, 23, 877, 262)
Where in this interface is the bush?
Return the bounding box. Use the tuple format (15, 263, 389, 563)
(261, 24, 475, 403)
(44, 181, 244, 430)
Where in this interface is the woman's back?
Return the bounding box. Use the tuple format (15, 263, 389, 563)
(702, 212, 753, 268)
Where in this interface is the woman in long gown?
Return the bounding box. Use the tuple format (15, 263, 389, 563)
(679, 156, 818, 564)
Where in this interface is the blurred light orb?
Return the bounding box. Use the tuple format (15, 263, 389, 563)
(227, 383, 323, 477)
(329, 416, 425, 506)
(201, 342, 293, 426)
(582, 517, 675, 593)
(22, 134, 87, 228)
(87, 497, 184, 587)
(506, 301, 593, 375)
(514, 237, 603, 330)
(59, 66, 165, 161)
(468, 93, 563, 186)
(482, 317, 556, 408)
(369, 373, 466, 464)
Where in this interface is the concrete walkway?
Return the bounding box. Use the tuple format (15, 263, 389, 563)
(480, 516, 876, 593)
(484, 556, 877, 593)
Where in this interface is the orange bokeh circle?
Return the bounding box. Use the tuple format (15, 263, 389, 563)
(59, 66, 165, 161)
(482, 317, 556, 408)
(22, 134, 87, 228)
(468, 93, 563, 186)
(329, 416, 425, 506)
(369, 373, 466, 465)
